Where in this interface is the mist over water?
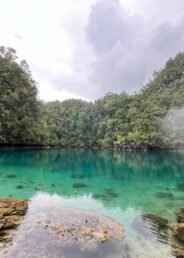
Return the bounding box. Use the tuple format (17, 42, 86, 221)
(162, 107, 184, 148)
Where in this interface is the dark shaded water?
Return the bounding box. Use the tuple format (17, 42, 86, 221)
(0, 149, 184, 257)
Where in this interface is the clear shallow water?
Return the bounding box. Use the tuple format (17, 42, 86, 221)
(0, 149, 184, 257)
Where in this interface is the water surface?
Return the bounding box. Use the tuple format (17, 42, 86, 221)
(0, 149, 184, 257)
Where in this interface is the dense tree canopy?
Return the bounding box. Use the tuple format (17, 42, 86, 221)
(0, 47, 46, 144)
(0, 47, 184, 148)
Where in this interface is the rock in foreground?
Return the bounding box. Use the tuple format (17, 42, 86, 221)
(172, 246, 184, 258)
(0, 199, 28, 244)
(43, 207, 124, 247)
(170, 223, 184, 243)
(0, 195, 124, 258)
(177, 208, 184, 223)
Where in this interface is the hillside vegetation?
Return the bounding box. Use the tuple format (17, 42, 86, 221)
(0, 47, 184, 148)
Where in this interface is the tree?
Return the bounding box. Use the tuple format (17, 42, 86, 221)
(1, 47, 184, 148)
(0, 47, 40, 144)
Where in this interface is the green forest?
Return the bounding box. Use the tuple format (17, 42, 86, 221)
(0, 46, 184, 149)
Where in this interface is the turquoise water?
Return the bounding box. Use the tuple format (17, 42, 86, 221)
(0, 148, 184, 257)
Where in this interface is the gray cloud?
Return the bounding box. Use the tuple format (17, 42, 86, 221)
(53, 0, 184, 100)
(85, 0, 184, 97)
(85, 0, 142, 55)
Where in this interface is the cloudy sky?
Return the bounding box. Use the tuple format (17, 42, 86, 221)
(0, 0, 184, 101)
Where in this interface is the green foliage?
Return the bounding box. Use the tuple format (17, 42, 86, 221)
(0, 47, 184, 148)
(44, 99, 94, 146)
(0, 47, 44, 144)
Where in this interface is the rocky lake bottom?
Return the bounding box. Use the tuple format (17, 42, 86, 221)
(0, 149, 184, 257)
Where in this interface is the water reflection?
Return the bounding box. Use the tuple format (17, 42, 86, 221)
(0, 149, 184, 181)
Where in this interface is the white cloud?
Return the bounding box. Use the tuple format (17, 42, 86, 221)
(0, 0, 95, 100)
(0, 0, 183, 101)
(37, 79, 88, 102)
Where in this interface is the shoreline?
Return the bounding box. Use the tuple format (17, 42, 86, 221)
(0, 144, 183, 151)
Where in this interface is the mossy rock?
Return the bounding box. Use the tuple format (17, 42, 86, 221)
(170, 223, 184, 243)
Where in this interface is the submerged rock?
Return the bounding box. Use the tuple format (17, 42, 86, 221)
(72, 182, 87, 188)
(142, 214, 168, 228)
(16, 185, 24, 190)
(44, 208, 123, 249)
(71, 174, 85, 179)
(92, 193, 114, 202)
(155, 192, 174, 199)
(177, 183, 184, 192)
(6, 174, 17, 179)
(93, 193, 107, 199)
(34, 187, 41, 191)
(93, 189, 119, 202)
(0, 196, 124, 258)
(104, 188, 119, 198)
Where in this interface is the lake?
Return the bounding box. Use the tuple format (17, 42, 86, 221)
(0, 148, 184, 257)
